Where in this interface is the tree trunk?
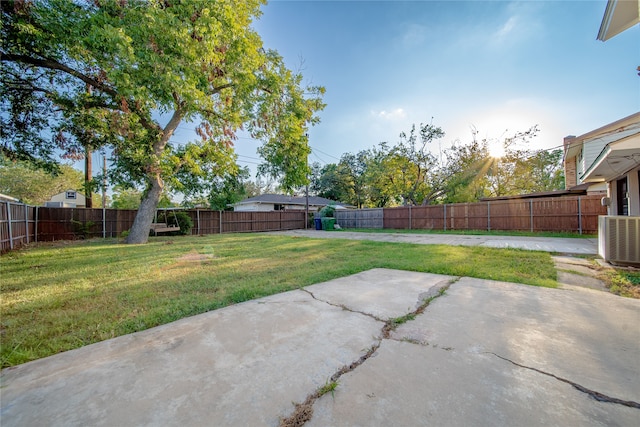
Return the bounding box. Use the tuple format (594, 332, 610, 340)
(123, 105, 184, 244)
(125, 172, 163, 244)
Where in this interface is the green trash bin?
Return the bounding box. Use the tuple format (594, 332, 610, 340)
(321, 217, 336, 230)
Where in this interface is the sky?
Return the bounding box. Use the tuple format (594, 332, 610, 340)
(181, 0, 638, 176)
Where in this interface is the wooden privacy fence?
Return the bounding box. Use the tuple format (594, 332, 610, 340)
(333, 208, 383, 229)
(36, 208, 305, 241)
(336, 195, 606, 234)
(0, 201, 37, 253)
(1, 195, 606, 253)
(1, 205, 306, 253)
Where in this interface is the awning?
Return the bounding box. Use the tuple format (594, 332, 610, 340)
(597, 0, 640, 41)
(582, 132, 640, 182)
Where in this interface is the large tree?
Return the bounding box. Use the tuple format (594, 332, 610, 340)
(378, 123, 445, 206)
(442, 126, 564, 201)
(440, 138, 492, 203)
(1, 0, 324, 243)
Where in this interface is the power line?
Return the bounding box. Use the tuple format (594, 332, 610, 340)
(237, 154, 261, 161)
(311, 152, 327, 164)
(310, 145, 341, 161)
(236, 159, 261, 165)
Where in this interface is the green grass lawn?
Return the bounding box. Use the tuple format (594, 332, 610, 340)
(1, 233, 558, 368)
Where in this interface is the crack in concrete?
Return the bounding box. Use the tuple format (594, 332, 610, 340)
(486, 352, 640, 409)
(299, 288, 386, 323)
(280, 278, 456, 427)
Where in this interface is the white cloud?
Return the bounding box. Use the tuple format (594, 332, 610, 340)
(453, 2, 543, 51)
(495, 16, 518, 40)
(371, 108, 407, 121)
(401, 24, 427, 47)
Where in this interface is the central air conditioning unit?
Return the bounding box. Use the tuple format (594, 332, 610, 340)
(598, 216, 640, 266)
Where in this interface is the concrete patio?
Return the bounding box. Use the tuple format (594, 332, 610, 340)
(2, 269, 638, 426)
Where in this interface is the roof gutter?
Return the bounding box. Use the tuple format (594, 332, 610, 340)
(597, 0, 640, 41)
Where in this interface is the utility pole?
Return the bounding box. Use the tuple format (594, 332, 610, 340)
(84, 84, 93, 208)
(102, 153, 107, 209)
(85, 148, 92, 208)
(102, 152, 107, 238)
(305, 134, 309, 229)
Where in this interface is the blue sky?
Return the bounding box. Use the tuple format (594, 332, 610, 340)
(210, 0, 639, 174)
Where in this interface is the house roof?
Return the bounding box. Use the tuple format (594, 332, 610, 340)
(480, 187, 591, 202)
(564, 112, 640, 159)
(232, 193, 351, 207)
(597, 0, 639, 41)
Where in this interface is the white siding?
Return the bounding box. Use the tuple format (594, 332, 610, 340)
(47, 191, 86, 207)
(234, 202, 325, 212)
(578, 135, 618, 182)
(234, 202, 273, 212)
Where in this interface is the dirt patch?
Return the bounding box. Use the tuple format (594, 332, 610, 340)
(178, 250, 216, 262)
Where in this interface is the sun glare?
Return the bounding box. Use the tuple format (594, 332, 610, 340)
(488, 143, 505, 159)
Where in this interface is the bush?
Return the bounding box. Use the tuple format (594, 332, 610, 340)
(318, 204, 335, 218)
(157, 211, 193, 235)
(70, 219, 96, 239)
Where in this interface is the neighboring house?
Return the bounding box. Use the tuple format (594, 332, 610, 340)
(45, 190, 86, 208)
(232, 194, 351, 212)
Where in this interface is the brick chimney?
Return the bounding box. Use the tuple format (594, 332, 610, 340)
(563, 135, 577, 189)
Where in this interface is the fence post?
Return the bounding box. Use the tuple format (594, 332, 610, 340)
(219, 210, 223, 234)
(408, 205, 412, 230)
(465, 203, 468, 230)
(444, 204, 447, 231)
(196, 209, 200, 235)
(25, 204, 29, 244)
(487, 201, 491, 231)
(35, 206, 39, 242)
(578, 197, 582, 235)
(102, 206, 106, 238)
(530, 199, 533, 232)
(7, 201, 14, 250)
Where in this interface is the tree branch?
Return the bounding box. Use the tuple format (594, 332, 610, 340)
(1, 53, 118, 97)
(2, 52, 160, 134)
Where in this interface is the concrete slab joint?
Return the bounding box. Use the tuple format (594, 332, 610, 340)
(279, 277, 456, 427)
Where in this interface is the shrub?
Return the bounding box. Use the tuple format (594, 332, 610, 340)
(318, 204, 335, 218)
(70, 219, 96, 239)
